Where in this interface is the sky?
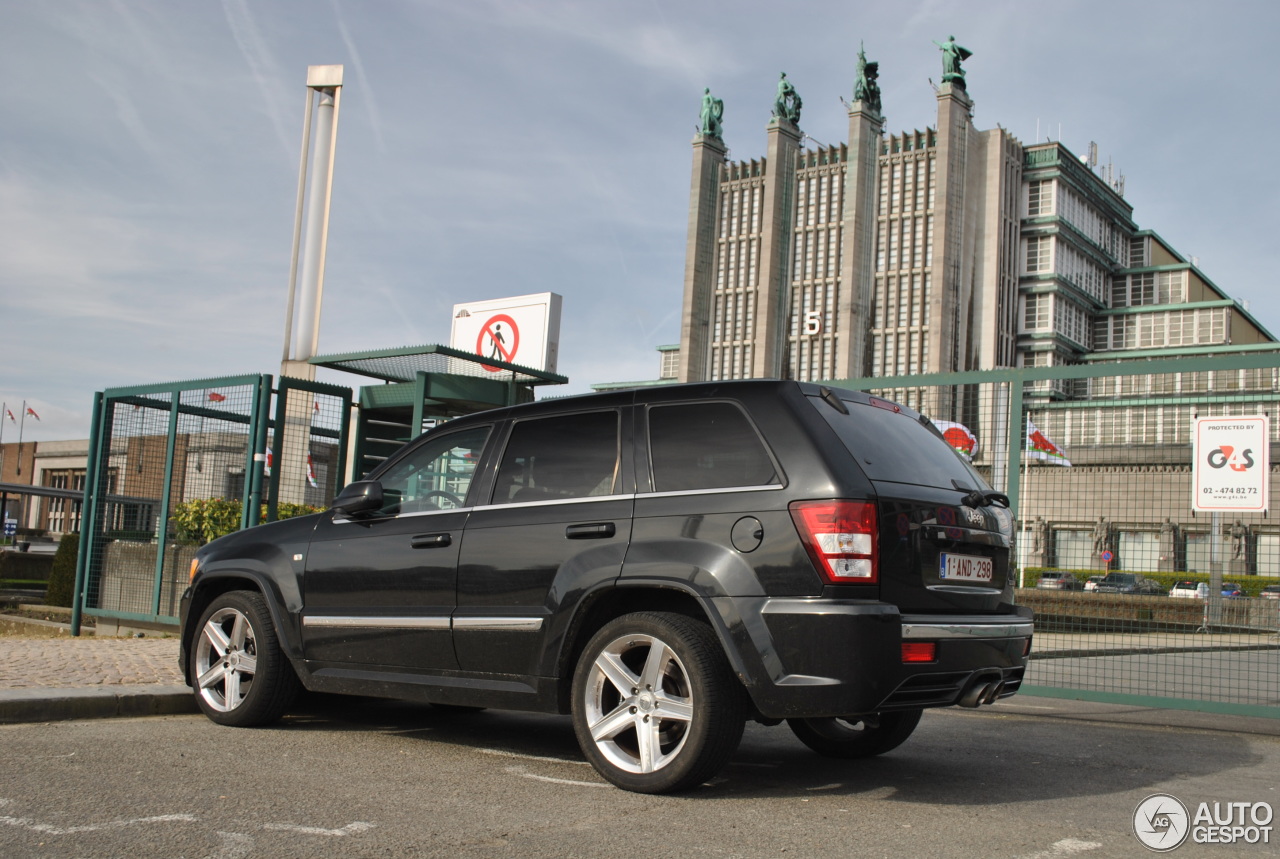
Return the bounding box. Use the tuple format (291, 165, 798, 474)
(3, 0, 1279, 442)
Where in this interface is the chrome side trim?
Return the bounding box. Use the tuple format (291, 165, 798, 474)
(333, 507, 473, 525)
(452, 617, 544, 632)
(901, 622, 1033, 640)
(639, 484, 785, 500)
(302, 616, 451, 630)
(474, 493, 634, 511)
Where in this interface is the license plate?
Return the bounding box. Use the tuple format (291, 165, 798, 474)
(939, 553, 993, 582)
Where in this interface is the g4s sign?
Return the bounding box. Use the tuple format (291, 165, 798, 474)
(1207, 446, 1256, 472)
(1192, 416, 1269, 512)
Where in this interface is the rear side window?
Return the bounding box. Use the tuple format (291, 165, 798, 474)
(648, 402, 778, 492)
(815, 397, 988, 489)
(493, 411, 620, 503)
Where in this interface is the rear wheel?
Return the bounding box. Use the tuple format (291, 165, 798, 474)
(190, 590, 299, 727)
(786, 709, 922, 759)
(571, 612, 744, 793)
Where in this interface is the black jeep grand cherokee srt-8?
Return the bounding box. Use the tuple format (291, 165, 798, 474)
(180, 380, 1032, 793)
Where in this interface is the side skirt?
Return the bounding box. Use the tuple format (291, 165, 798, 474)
(301, 662, 561, 712)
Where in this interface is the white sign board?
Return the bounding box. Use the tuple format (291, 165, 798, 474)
(449, 292, 562, 374)
(1192, 415, 1270, 512)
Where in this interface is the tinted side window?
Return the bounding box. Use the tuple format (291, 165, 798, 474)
(376, 425, 490, 515)
(493, 411, 620, 503)
(648, 402, 778, 492)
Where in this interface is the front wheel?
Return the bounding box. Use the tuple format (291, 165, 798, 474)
(190, 590, 299, 727)
(787, 709, 923, 759)
(571, 612, 744, 793)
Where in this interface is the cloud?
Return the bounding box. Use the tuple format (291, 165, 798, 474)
(219, 0, 295, 158)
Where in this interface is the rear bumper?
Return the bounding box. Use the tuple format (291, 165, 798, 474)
(713, 597, 1033, 719)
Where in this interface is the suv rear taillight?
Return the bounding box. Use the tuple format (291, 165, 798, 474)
(789, 500, 878, 585)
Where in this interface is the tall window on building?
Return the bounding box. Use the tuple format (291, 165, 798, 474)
(1157, 271, 1186, 304)
(41, 469, 87, 534)
(1023, 293, 1050, 331)
(1128, 236, 1147, 267)
(1027, 179, 1054, 216)
(1025, 236, 1052, 273)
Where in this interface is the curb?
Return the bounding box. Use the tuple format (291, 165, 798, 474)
(0, 685, 197, 724)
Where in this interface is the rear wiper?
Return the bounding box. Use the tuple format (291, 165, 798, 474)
(953, 480, 1010, 508)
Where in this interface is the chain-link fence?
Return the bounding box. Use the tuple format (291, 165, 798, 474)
(73, 375, 350, 629)
(833, 352, 1280, 719)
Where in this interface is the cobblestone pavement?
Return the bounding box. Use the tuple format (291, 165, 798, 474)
(0, 637, 183, 689)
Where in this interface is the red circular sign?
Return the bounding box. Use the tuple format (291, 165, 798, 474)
(476, 314, 520, 372)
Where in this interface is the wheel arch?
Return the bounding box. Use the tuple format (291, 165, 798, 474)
(181, 571, 299, 686)
(552, 580, 754, 714)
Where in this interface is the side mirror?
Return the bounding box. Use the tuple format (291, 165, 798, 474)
(331, 480, 384, 517)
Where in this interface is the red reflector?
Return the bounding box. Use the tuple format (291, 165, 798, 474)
(902, 642, 937, 663)
(1023, 637, 1033, 657)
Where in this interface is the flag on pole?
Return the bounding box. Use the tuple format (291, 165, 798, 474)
(4, 408, 14, 423)
(207, 392, 227, 403)
(264, 446, 273, 477)
(1026, 419, 1071, 466)
(930, 419, 979, 461)
(306, 453, 318, 488)
(25, 406, 40, 420)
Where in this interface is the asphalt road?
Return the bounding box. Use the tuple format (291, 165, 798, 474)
(1, 695, 1278, 858)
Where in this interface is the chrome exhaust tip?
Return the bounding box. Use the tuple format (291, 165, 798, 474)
(958, 673, 1003, 708)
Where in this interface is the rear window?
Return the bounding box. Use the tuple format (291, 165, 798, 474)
(813, 396, 988, 490)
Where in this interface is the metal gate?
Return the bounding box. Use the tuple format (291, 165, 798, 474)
(71, 375, 351, 632)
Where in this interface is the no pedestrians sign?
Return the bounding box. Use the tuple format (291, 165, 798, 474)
(1191, 415, 1270, 512)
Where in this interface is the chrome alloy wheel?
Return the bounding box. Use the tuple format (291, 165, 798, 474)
(194, 606, 259, 713)
(583, 633, 696, 774)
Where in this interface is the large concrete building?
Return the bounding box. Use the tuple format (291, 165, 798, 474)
(673, 49, 1275, 394)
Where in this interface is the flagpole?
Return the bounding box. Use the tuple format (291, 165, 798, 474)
(0, 402, 7, 542)
(16, 400, 26, 476)
(1018, 412, 1030, 588)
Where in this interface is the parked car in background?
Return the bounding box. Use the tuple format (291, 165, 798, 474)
(1083, 575, 1106, 592)
(1169, 580, 1209, 599)
(1036, 571, 1083, 591)
(1221, 582, 1244, 598)
(1261, 585, 1280, 600)
(1093, 573, 1164, 596)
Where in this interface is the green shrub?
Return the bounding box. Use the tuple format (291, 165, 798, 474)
(44, 532, 78, 607)
(170, 498, 324, 545)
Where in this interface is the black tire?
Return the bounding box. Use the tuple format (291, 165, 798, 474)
(190, 590, 300, 727)
(786, 709, 923, 759)
(571, 612, 745, 793)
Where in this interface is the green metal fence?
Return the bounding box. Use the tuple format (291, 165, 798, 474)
(72, 375, 352, 632)
(826, 351, 1280, 719)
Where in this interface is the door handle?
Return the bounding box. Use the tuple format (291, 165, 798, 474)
(411, 533, 452, 549)
(565, 523, 616, 539)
